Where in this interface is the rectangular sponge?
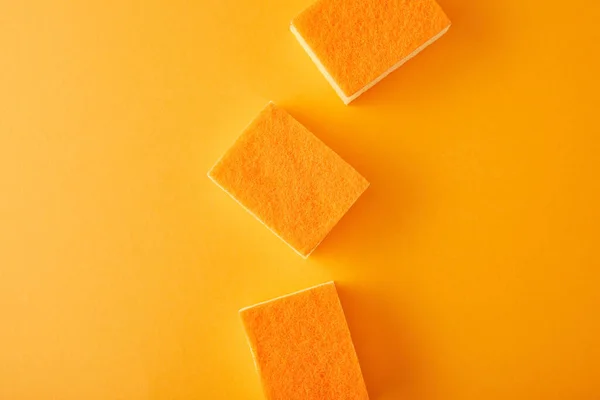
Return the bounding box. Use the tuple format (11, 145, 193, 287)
(240, 282, 369, 400)
(208, 103, 369, 258)
(291, 0, 451, 104)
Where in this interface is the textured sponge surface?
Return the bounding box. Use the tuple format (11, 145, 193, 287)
(292, 0, 451, 98)
(240, 282, 369, 400)
(208, 103, 369, 257)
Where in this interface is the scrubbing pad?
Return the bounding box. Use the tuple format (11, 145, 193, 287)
(240, 282, 369, 400)
(291, 0, 451, 104)
(208, 102, 369, 258)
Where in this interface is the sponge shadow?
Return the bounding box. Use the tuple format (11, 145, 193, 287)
(337, 283, 439, 400)
(350, 0, 507, 107)
(283, 0, 507, 269)
(281, 0, 506, 396)
(282, 102, 431, 275)
(316, 153, 420, 263)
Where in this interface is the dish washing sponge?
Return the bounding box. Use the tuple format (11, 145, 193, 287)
(208, 103, 369, 258)
(291, 0, 451, 104)
(240, 282, 369, 400)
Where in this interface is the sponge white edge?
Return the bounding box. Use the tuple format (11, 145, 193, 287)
(239, 281, 335, 313)
(290, 24, 352, 104)
(290, 23, 451, 105)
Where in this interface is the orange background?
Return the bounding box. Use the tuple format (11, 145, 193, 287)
(1, 1, 599, 399)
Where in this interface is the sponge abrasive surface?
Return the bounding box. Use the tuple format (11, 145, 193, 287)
(208, 103, 369, 257)
(240, 282, 369, 400)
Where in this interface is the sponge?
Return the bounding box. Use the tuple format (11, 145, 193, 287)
(208, 102, 369, 258)
(240, 282, 369, 400)
(291, 0, 451, 104)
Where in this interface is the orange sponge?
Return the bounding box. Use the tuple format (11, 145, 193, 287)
(208, 103, 369, 258)
(291, 0, 451, 104)
(240, 282, 369, 400)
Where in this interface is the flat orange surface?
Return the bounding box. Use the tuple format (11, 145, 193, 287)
(240, 282, 369, 400)
(1, 1, 600, 400)
(292, 0, 451, 97)
(209, 103, 368, 257)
